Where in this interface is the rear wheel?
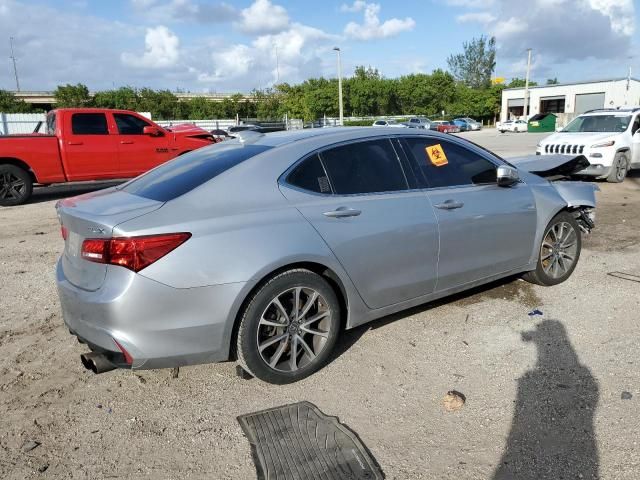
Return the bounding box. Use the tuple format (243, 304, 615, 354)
(236, 269, 340, 384)
(0, 164, 33, 206)
(606, 152, 628, 183)
(523, 211, 581, 286)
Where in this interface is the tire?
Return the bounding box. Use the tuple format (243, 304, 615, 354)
(606, 152, 629, 183)
(0, 164, 33, 206)
(236, 269, 341, 384)
(523, 211, 582, 286)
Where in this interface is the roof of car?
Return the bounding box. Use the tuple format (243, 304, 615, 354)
(580, 107, 640, 116)
(231, 126, 451, 148)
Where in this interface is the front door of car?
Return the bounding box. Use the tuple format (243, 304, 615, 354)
(400, 136, 538, 292)
(113, 113, 171, 177)
(279, 138, 439, 310)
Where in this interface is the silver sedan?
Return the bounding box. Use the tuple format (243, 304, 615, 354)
(56, 128, 597, 384)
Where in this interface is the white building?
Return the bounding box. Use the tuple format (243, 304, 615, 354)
(500, 77, 640, 123)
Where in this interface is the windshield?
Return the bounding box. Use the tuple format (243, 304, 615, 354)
(562, 114, 631, 133)
(387, 120, 398, 125)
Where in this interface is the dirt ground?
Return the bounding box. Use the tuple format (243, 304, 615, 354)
(1, 131, 640, 479)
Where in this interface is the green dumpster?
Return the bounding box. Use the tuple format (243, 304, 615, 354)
(528, 113, 557, 133)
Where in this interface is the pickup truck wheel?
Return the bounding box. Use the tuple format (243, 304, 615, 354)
(0, 165, 33, 206)
(523, 211, 582, 286)
(606, 152, 629, 183)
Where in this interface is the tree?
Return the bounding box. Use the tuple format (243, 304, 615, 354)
(507, 78, 538, 88)
(0, 90, 34, 113)
(447, 36, 496, 89)
(546, 78, 559, 85)
(54, 83, 91, 107)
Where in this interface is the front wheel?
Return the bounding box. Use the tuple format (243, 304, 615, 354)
(523, 211, 582, 286)
(606, 152, 628, 183)
(236, 269, 341, 384)
(0, 164, 33, 206)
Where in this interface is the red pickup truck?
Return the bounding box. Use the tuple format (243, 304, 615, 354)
(0, 108, 216, 206)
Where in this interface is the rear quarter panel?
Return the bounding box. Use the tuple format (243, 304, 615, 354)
(0, 135, 65, 182)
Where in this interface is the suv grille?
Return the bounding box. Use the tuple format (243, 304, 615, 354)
(544, 144, 585, 155)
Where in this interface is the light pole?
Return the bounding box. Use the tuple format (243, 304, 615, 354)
(9, 37, 20, 92)
(523, 48, 532, 120)
(333, 47, 344, 126)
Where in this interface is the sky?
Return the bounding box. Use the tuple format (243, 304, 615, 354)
(0, 0, 638, 93)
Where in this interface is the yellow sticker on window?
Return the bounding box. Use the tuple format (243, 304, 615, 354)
(426, 144, 448, 167)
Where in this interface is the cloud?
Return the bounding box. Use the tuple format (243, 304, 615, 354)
(121, 26, 180, 68)
(456, 12, 496, 23)
(444, 0, 495, 7)
(196, 23, 337, 89)
(342, 1, 415, 40)
(130, 0, 238, 24)
(236, 0, 289, 34)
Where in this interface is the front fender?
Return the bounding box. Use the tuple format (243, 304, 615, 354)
(550, 181, 598, 208)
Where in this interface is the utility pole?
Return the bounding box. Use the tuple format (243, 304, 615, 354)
(333, 47, 343, 126)
(625, 63, 631, 105)
(274, 43, 280, 84)
(9, 37, 20, 92)
(523, 48, 532, 120)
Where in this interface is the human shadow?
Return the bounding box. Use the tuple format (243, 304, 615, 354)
(493, 320, 599, 480)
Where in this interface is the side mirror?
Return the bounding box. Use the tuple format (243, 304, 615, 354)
(497, 165, 520, 187)
(143, 126, 163, 137)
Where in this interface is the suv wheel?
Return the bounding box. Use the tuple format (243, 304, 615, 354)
(236, 269, 340, 384)
(606, 152, 629, 183)
(523, 211, 582, 286)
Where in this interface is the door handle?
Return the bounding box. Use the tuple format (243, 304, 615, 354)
(323, 207, 362, 218)
(120, 140, 134, 144)
(434, 200, 464, 210)
(67, 141, 83, 146)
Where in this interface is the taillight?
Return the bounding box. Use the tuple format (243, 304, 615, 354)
(61, 225, 69, 240)
(81, 233, 191, 272)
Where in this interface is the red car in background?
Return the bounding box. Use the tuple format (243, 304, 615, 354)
(0, 108, 217, 206)
(429, 121, 461, 134)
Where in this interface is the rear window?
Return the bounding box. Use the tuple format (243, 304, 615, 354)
(72, 113, 108, 135)
(121, 143, 272, 201)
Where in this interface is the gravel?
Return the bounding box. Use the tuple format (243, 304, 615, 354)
(1, 130, 639, 479)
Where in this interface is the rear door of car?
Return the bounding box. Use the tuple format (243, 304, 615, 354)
(61, 112, 119, 180)
(399, 136, 537, 292)
(112, 112, 171, 177)
(279, 138, 439, 310)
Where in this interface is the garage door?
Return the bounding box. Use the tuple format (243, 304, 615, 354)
(575, 92, 605, 113)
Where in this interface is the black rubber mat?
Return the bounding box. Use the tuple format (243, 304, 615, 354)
(237, 401, 384, 480)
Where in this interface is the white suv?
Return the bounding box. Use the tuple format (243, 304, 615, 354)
(536, 108, 640, 182)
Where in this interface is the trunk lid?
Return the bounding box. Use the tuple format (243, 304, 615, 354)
(56, 188, 163, 291)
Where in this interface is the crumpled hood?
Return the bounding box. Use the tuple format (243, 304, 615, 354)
(166, 123, 211, 137)
(510, 154, 590, 177)
(541, 132, 616, 145)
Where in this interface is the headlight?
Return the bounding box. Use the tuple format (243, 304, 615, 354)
(590, 140, 615, 148)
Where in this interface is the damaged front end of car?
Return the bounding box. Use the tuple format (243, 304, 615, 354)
(511, 154, 599, 233)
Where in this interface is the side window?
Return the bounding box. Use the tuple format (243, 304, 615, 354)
(71, 113, 108, 135)
(287, 154, 332, 194)
(631, 116, 640, 135)
(46, 113, 56, 135)
(320, 139, 408, 195)
(114, 113, 151, 135)
(403, 137, 497, 188)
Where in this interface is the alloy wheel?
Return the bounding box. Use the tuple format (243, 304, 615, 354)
(0, 172, 26, 201)
(616, 157, 628, 181)
(540, 221, 578, 279)
(256, 287, 332, 372)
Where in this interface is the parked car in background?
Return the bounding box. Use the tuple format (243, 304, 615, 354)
(452, 119, 470, 131)
(499, 120, 528, 133)
(0, 108, 215, 206)
(454, 117, 482, 131)
(210, 129, 232, 141)
(430, 121, 460, 134)
(57, 127, 597, 384)
(372, 119, 406, 128)
(536, 107, 640, 182)
(404, 117, 432, 129)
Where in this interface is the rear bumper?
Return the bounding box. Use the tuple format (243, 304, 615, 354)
(56, 258, 246, 369)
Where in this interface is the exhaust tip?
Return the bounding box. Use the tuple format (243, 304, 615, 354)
(80, 352, 116, 374)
